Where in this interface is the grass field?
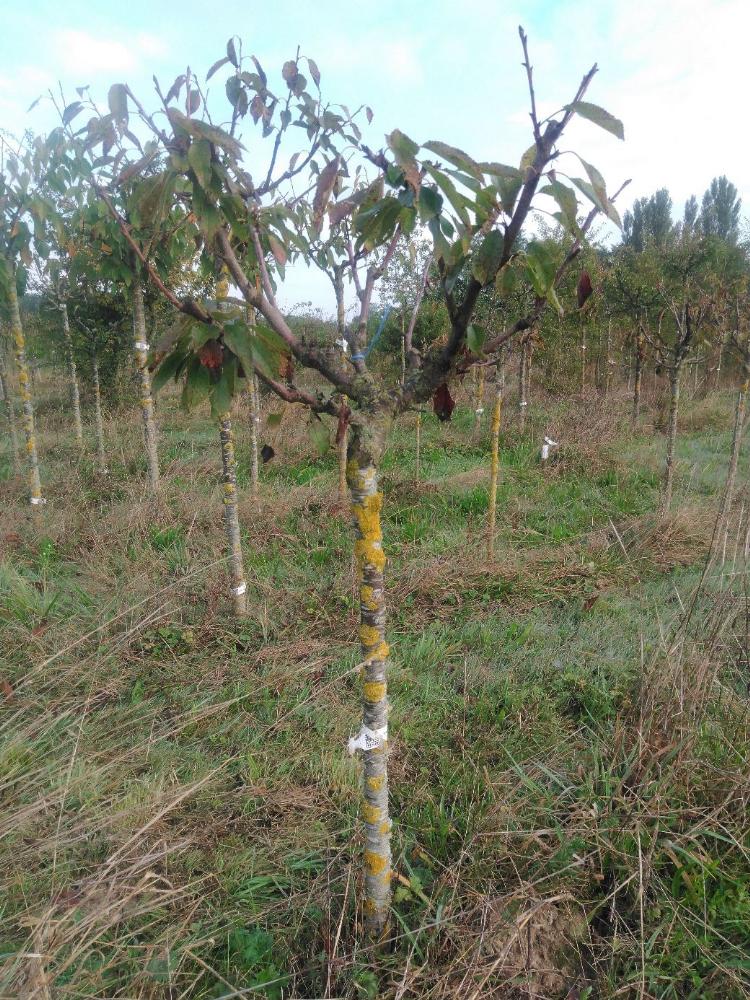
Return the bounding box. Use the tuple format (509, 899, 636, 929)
(1, 371, 750, 998)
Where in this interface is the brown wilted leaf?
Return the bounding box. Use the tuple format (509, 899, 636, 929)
(433, 382, 455, 422)
(313, 157, 340, 223)
(577, 270, 593, 309)
(198, 340, 223, 370)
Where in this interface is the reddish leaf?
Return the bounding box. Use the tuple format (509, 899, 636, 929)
(432, 383, 455, 422)
(1, 679, 13, 702)
(577, 271, 593, 309)
(198, 340, 223, 370)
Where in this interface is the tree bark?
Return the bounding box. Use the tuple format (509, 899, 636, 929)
(415, 412, 421, 481)
(632, 331, 644, 427)
(604, 318, 612, 400)
(0, 348, 20, 474)
(92, 355, 108, 474)
(715, 375, 748, 557)
(662, 369, 681, 512)
(581, 326, 587, 394)
(248, 370, 260, 499)
(474, 365, 485, 431)
(487, 352, 505, 560)
(132, 278, 160, 491)
(59, 302, 84, 449)
(219, 413, 248, 616)
(519, 338, 528, 432)
(347, 425, 392, 938)
(6, 261, 43, 507)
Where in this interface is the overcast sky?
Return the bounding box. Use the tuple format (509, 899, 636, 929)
(1, 0, 748, 312)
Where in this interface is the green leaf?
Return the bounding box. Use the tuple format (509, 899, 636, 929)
(387, 129, 420, 164)
(181, 358, 211, 411)
(547, 285, 564, 317)
(207, 55, 231, 80)
(478, 162, 522, 181)
(266, 412, 283, 427)
(167, 109, 243, 159)
(496, 175, 523, 215)
(423, 164, 471, 227)
(466, 323, 486, 353)
(495, 260, 518, 296)
(519, 143, 537, 179)
(524, 240, 557, 296)
(418, 186, 442, 222)
(129, 171, 176, 227)
(571, 175, 622, 229)
(62, 102, 83, 125)
(192, 184, 222, 239)
(108, 84, 128, 124)
(539, 180, 580, 235)
(153, 348, 188, 391)
(210, 367, 233, 418)
(226, 38, 239, 68)
(471, 229, 505, 285)
(568, 101, 624, 141)
(188, 140, 213, 191)
(423, 141, 482, 180)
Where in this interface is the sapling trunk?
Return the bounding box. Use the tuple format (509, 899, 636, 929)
(415, 412, 421, 480)
(632, 332, 644, 426)
(474, 365, 485, 431)
(6, 263, 43, 507)
(519, 338, 528, 432)
(219, 412, 248, 616)
(604, 319, 612, 399)
(347, 433, 391, 938)
(487, 351, 505, 560)
(662, 369, 681, 512)
(132, 278, 159, 491)
(713, 329, 728, 391)
(59, 302, 84, 449)
(92, 355, 108, 474)
(248, 370, 260, 499)
(581, 327, 587, 394)
(715, 374, 748, 558)
(0, 349, 20, 474)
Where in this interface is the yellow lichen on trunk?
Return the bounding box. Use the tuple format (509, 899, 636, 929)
(347, 451, 392, 939)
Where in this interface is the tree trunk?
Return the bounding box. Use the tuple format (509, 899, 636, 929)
(346, 427, 392, 938)
(415, 412, 421, 481)
(474, 365, 485, 431)
(487, 352, 505, 560)
(59, 302, 84, 449)
(713, 329, 728, 391)
(604, 319, 612, 400)
(248, 370, 260, 499)
(715, 375, 748, 557)
(6, 261, 43, 507)
(92, 355, 108, 474)
(632, 333, 644, 427)
(519, 339, 528, 432)
(400, 313, 406, 387)
(662, 369, 681, 512)
(581, 327, 587, 394)
(219, 413, 248, 616)
(132, 278, 160, 491)
(0, 349, 20, 474)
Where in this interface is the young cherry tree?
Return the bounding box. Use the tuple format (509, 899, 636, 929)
(65, 28, 624, 936)
(0, 134, 61, 510)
